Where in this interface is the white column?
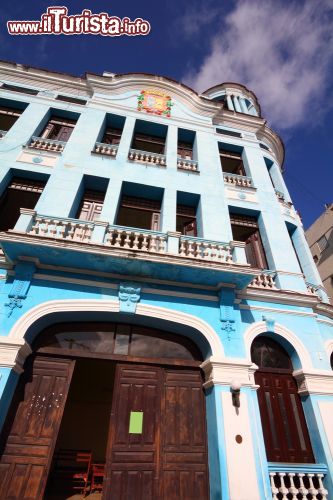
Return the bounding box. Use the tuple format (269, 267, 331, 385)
(233, 96, 242, 112)
(227, 94, 234, 111)
(239, 98, 248, 114)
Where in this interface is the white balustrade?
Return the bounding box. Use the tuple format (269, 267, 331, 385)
(177, 158, 199, 172)
(104, 226, 167, 254)
(249, 272, 277, 289)
(223, 172, 253, 187)
(269, 471, 328, 500)
(29, 216, 94, 242)
(93, 142, 118, 157)
(28, 136, 66, 153)
(128, 148, 166, 166)
(179, 237, 232, 263)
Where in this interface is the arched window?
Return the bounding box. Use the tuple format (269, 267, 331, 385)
(251, 336, 314, 463)
(330, 351, 333, 370)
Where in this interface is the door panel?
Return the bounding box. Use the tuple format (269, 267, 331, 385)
(255, 370, 314, 463)
(104, 365, 209, 500)
(103, 365, 162, 500)
(161, 370, 209, 500)
(0, 356, 75, 500)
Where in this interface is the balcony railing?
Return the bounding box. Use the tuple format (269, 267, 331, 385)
(27, 136, 66, 153)
(223, 172, 253, 187)
(128, 148, 166, 166)
(177, 158, 199, 173)
(179, 236, 232, 262)
(29, 215, 94, 242)
(269, 465, 328, 500)
(249, 272, 277, 289)
(104, 225, 167, 254)
(93, 142, 118, 157)
(0, 130, 7, 138)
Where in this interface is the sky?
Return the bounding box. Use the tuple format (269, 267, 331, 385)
(0, 0, 332, 228)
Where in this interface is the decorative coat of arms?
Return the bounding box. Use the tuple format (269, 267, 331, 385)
(137, 89, 172, 117)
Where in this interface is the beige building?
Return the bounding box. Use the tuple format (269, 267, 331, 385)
(306, 204, 333, 303)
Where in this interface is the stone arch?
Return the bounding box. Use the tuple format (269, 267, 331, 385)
(5, 299, 224, 368)
(244, 321, 313, 370)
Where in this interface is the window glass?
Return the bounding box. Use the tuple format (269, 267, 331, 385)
(251, 337, 291, 369)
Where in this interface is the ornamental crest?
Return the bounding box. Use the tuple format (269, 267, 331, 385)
(137, 89, 172, 117)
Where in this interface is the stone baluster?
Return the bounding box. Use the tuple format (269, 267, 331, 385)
(179, 239, 186, 256)
(288, 473, 298, 500)
(278, 473, 289, 500)
(141, 234, 149, 251)
(150, 234, 157, 252)
(307, 474, 318, 498)
(317, 474, 328, 499)
(269, 473, 279, 500)
(298, 474, 309, 500)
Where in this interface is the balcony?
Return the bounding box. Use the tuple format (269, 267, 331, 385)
(249, 272, 277, 289)
(93, 142, 118, 158)
(223, 172, 253, 188)
(268, 464, 328, 500)
(177, 158, 199, 173)
(27, 136, 66, 153)
(128, 148, 166, 167)
(0, 210, 261, 288)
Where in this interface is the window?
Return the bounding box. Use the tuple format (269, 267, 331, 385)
(131, 120, 167, 155)
(1, 83, 38, 95)
(251, 336, 315, 463)
(331, 352, 333, 370)
(177, 204, 197, 236)
(317, 235, 329, 253)
(177, 129, 195, 160)
(0, 106, 23, 132)
(216, 128, 242, 138)
(230, 213, 268, 269)
(55, 95, 87, 105)
(41, 116, 76, 142)
(76, 190, 105, 221)
(117, 195, 161, 231)
(0, 177, 46, 231)
(219, 146, 245, 175)
(99, 113, 125, 146)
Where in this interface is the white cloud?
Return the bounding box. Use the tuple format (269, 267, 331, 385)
(184, 0, 333, 130)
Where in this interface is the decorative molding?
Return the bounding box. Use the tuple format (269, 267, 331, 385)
(4, 300, 223, 363)
(240, 304, 316, 318)
(118, 282, 141, 313)
(200, 357, 258, 389)
(0, 338, 32, 373)
(219, 288, 236, 340)
(244, 321, 313, 370)
(262, 315, 275, 332)
(5, 261, 35, 317)
(293, 369, 333, 395)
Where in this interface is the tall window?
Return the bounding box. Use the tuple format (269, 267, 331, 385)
(219, 147, 245, 175)
(177, 128, 195, 160)
(0, 106, 23, 133)
(230, 213, 268, 269)
(0, 177, 46, 231)
(176, 204, 197, 236)
(251, 336, 314, 463)
(41, 116, 76, 142)
(131, 120, 167, 155)
(117, 195, 161, 231)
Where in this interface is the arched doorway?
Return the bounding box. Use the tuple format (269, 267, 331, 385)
(251, 336, 314, 463)
(0, 322, 210, 500)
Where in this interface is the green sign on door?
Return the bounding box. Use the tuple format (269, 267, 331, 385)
(129, 411, 143, 434)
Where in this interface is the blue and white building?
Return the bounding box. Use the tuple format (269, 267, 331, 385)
(0, 60, 332, 500)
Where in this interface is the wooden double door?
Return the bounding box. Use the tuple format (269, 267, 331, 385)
(0, 356, 209, 500)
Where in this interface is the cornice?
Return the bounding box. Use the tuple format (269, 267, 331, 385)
(237, 287, 319, 308)
(293, 369, 333, 396)
(315, 302, 333, 321)
(200, 357, 258, 389)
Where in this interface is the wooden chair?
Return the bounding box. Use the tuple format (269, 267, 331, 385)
(51, 448, 92, 496)
(90, 462, 106, 493)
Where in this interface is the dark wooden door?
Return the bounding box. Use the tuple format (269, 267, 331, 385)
(103, 364, 209, 500)
(0, 355, 75, 499)
(161, 369, 209, 500)
(103, 364, 162, 499)
(255, 370, 314, 463)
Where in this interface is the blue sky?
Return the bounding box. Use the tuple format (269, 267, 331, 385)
(0, 0, 332, 228)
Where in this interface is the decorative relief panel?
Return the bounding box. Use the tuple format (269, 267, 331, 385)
(137, 89, 172, 117)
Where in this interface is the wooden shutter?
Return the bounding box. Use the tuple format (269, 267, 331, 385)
(245, 231, 268, 269)
(161, 369, 209, 500)
(255, 370, 314, 463)
(103, 364, 162, 500)
(0, 355, 75, 499)
(76, 190, 105, 222)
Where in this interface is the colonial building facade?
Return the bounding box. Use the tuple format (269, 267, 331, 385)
(0, 60, 332, 499)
